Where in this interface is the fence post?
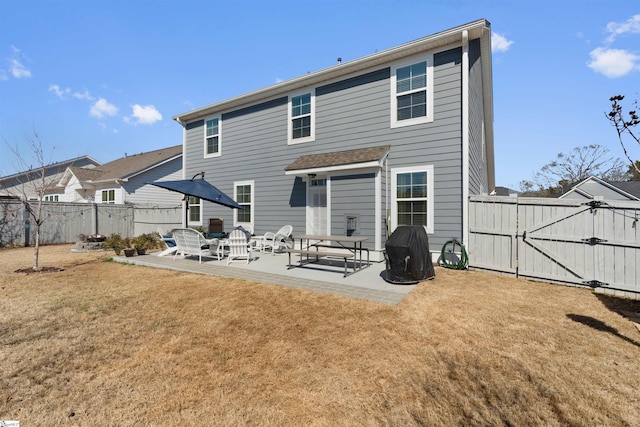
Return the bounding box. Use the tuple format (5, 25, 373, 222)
(94, 203, 99, 235)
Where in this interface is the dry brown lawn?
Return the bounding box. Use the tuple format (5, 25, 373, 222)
(1, 244, 639, 426)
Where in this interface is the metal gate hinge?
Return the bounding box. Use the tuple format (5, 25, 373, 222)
(582, 200, 606, 209)
(582, 237, 607, 246)
(583, 280, 609, 288)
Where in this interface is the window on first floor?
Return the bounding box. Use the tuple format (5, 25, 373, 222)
(188, 196, 201, 224)
(101, 189, 115, 204)
(391, 165, 434, 233)
(234, 180, 254, 228)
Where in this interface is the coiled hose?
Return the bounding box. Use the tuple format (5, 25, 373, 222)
(440, 239, 469, 270)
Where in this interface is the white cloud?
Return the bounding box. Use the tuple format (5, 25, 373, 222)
(10, 58, 31, 78)
(587, 47, 640, 78)
(49, 84, 94, 101)
(90, 98, 119, 119)
(605, 14, 640, 43)
(73, 89, 93, 100)
(1, 46, 31, 80)
(492, 32, 513, 53)
(127, 104, 162, 125)
(49, 84, 71, 99)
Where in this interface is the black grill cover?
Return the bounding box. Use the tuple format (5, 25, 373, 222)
(384, 225, 435, 284)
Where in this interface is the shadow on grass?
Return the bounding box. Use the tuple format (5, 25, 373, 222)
(567, 314, 640, 348)
(595, 293, 640, 314)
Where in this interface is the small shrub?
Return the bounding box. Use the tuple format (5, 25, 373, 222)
(103, 234, 128, 255)
(132, 233, 161, 250)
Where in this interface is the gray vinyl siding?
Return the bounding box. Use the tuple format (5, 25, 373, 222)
(331, 173, 376, 249)
(123, 157, 183, 206)
(468, 38, 488, 195)
(182, 44, 466, 250)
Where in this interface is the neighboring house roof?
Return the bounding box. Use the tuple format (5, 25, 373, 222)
(285, 146, 391, 175)
(0, 155, 100, 188)
(494, 186, 518, 196)
(60, 145, 182, 186)
(610, 181, 640, 199)
(559, 176, 640, 201)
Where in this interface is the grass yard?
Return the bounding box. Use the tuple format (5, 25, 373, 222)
(1, 244, 639, 426)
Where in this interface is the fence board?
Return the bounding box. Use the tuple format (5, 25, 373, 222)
(469, 196, 640, 297)
(0, 200, 181, 246)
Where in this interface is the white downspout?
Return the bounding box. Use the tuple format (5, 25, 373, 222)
(461, 30, 470, 249)
(174, 117, 188, 227)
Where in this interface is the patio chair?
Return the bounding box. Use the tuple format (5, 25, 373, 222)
(227, 228, 252, 264)
(156, 227, 177, 257)
(172, 228, 220, 263)
(261, 225, 293, 254)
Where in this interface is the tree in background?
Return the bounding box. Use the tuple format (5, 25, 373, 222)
(607, 95, 640, 177)
(2, 129, 57, 270)
(519, 144, 627, 196)
(625, 161, 640, 181)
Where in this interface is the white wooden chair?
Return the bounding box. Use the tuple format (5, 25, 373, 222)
(156, 227, 178, 257)
(261, 225, 293, 254)
(171, 228, 220, 263)
(227, 228, 252, 264)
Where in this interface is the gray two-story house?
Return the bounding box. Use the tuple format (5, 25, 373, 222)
(173, 19, 495, 261)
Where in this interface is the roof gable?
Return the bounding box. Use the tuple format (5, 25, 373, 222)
(560, 176, 640, 201)
(72, 145, 182, 183)
(0, 155, 100, 187)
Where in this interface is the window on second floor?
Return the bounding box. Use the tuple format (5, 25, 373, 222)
(101, 189, 115, 204)
(391, 56, 433, 128)
(288, 92, 314, 144)
(204, 116, 221, 157)
(44, 195, 59, 202)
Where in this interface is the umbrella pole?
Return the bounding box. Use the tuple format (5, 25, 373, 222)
(184, 197, 189, 228)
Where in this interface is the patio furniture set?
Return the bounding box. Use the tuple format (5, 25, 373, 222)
(284, 234, 370, 277)
(159, 225, 371, 277)
(163, 225, 295, 265)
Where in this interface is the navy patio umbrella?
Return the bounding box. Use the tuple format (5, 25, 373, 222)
(147, 172, 243, 226)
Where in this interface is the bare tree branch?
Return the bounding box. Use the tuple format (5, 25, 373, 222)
(607, 95, 640, 175)
(520, 144, 626, 196)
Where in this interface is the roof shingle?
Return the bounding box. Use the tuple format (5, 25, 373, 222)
(285, 146, 390, 172)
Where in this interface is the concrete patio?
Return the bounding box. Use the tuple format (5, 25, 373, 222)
(114, 250, 420, 306)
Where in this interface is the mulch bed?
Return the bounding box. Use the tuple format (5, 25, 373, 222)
(14, 266, 65, 274)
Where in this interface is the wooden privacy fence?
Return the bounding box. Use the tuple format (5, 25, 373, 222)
(468, 195, 640, 296)
(0, 200, 181, 246)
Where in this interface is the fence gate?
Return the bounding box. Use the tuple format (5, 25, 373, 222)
(469, 196, 640, 295)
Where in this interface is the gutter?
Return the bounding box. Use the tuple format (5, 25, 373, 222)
(462, 30, 470, 249)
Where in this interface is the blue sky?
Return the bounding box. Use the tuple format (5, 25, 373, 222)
(1, 0, 638, 190)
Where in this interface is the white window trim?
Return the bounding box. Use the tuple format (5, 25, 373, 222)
(304, 174, 331, 236)
(390, 165, 434, 234)
(204, 115, 222, 158)
(234, 180, 254, 231)
(287, 90, 315, 145)
(187, 196, 203, 226)
(101, 189, 116, 204)
(390, 54, 434, 128)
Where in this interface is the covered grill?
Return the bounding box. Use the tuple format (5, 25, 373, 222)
(384, 225, 435, 284)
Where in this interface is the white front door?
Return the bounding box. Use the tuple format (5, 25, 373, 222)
(306, 177, 327, 236)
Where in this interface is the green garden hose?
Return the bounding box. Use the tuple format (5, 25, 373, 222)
(440, 239, 469, 270)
